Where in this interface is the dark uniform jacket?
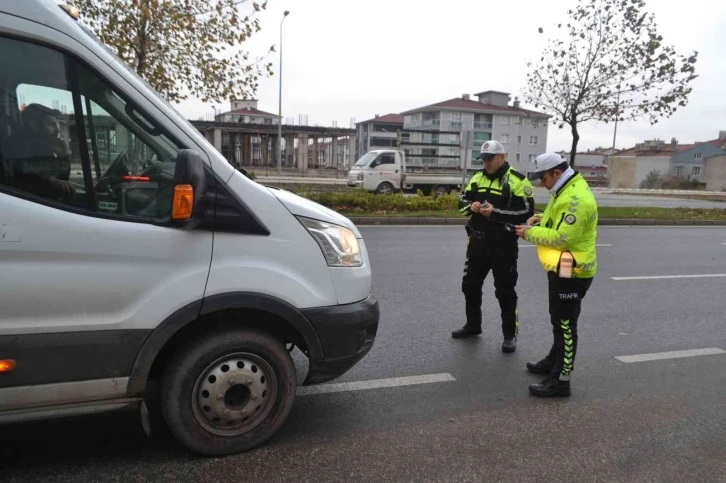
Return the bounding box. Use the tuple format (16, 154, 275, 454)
(458, 162, 535, 242)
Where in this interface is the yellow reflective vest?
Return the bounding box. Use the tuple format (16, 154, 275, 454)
(524, 172, 598, 278)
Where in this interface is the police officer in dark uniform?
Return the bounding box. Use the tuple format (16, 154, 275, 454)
(453, 140, 535, 353)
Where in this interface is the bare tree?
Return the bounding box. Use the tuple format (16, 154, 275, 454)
(522, 0, 698, 167)
(77, 0, 274, 104)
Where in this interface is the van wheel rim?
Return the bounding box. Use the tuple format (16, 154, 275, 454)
(379, 184, 392, 193)
(192, 353, 277, 436)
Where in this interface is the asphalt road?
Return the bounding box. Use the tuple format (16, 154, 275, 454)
(2, 227, 726, 482)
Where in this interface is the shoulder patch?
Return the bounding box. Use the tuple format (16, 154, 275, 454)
(524, 186, 533, 197)
(509, 169, 526, 180)
(565, 214, 576, 225)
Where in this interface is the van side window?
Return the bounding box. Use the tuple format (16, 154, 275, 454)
(0, 36, 184, 221)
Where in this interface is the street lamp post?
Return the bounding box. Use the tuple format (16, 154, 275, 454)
(277, 10, 290, 177)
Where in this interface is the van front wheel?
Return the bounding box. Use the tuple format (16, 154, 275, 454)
(159, 327, 296, 456)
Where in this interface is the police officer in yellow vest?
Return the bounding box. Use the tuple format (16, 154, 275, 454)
(515, 152, 598, 397)
(454, 140, 535, 353)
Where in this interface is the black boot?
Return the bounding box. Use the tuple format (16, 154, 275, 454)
(501, 337, 517, 353)
(452, 325, 482, 338)
(526, 358, 555, 375)
(529, 376, 571, 397)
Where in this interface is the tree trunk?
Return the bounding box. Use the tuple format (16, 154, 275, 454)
(569, 122, 580, 168)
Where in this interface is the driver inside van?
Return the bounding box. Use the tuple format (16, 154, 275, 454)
(2, 103, 75, 202)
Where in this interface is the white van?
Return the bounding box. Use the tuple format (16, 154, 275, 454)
(0, 1, 379, 456)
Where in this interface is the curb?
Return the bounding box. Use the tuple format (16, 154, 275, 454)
(348, 217, 726, 226)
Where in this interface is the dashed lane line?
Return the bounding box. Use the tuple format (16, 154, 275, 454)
(615, 348, 725, 363)
(611, 274, 726, 281)
(297, 373, 456, 396)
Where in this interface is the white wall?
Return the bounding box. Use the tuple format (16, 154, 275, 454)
(636, 157, 671, 186)
(561, 153, 606, 167)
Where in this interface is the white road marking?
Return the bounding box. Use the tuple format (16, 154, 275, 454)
(611, 274, 726, 281)
(615, 348, 725, 363)
(297, 373, 456, 396)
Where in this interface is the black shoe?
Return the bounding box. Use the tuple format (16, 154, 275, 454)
(501, 337, 517, 353)
(526, 358, 555, 375)
(451, 325, 482, 338)
(529, 376, 571, 397)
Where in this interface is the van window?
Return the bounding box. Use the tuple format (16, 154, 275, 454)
(0, 36, 184, 221)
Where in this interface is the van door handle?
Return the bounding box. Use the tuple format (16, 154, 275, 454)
(1, 225, 21, 242)
(395, 169, 398, 174)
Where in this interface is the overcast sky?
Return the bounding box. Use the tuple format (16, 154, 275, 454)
(174, 0, 726, 153)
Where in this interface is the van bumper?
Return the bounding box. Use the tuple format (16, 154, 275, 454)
(301, 296, 380, 385)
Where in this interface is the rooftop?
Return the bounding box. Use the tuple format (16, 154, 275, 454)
(617, 143, 695, 157)
(473, 90, 511, 96)
(358, 113, 405, 124)
(400, 97, 551, 117)
(224, 106, 277, 117)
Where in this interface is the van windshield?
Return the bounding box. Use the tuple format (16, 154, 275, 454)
(74, 20, 256, 179)
(76, 22, 184, 116)
(354, 152, 379, 167)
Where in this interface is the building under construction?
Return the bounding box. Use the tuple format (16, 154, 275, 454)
(191, 120, 357, 176)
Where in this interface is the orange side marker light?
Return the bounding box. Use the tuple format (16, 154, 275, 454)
(0, 360, 16, 373)
(172, 184, 194, 220)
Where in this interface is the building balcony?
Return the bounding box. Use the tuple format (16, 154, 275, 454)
(474, 122, 493, 130)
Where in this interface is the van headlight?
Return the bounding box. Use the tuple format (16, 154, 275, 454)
(297, 217, 363, 267)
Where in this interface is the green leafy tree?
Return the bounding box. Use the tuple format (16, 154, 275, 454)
(523, 0, 698, 167)
(76, 0, 274, 103)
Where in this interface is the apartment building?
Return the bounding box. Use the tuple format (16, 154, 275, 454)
(355, 113, 405, 160)
(400, 90, 551, 173)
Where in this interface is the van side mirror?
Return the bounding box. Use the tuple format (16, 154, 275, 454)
(171, 149, 205, 230)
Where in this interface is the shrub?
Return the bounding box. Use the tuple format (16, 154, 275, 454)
(639, 171, 702, 190)
(640, 170, 661, 189)
(658, 174, 702, 190)
(293, 189, 460, 213)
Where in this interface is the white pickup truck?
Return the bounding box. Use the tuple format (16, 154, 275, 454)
(347, 149, 471, 196)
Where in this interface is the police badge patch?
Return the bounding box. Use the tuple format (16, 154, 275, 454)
(524, 186, 533, 196)
(565, 214, 576, 225)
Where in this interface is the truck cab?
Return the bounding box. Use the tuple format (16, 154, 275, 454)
(0, 0, 379, 456)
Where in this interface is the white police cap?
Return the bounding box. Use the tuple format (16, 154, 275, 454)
(533, 152, 567, 173)
(477, 140, 506, 160)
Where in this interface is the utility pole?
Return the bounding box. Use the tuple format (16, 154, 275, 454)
(277, 10, 290, 176)
(608, 90, 621, 188)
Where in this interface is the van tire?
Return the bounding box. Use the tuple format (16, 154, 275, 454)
(159, 327, 296, 456)
(375, 182, 395, 194)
